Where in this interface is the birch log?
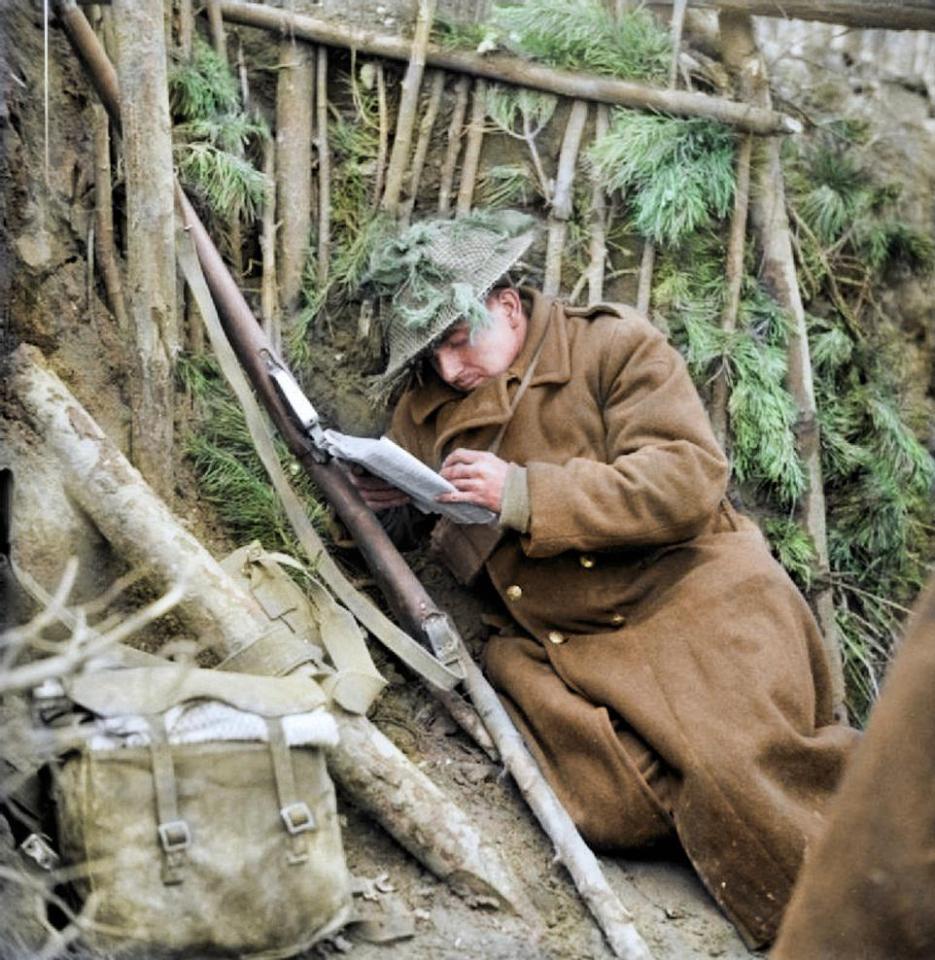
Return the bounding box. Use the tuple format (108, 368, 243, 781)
(6, 343, 526, 913)
(112, 0, 177, 502)
(276, 38, 315, 323)
(726, 11, 846, 712)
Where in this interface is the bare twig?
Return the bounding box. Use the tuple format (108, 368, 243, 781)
(401, 69, 445, 226)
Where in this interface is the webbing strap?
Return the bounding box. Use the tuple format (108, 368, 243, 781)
(146, 718, 190, 886)
(176, 225, 463, 692)
(265, 718, 314, 865)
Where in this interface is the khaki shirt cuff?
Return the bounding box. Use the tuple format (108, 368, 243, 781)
(498, 464, 531, 533)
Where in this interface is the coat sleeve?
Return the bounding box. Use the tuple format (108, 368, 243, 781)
(522, 316, 729, 557)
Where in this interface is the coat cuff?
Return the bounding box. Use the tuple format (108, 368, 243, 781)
(499, 464, 531, 533)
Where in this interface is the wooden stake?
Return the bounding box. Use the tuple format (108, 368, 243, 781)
(372, 62, 389, 210)
(91, 102, 128, 332)
(543, 100, 589, 296)
(217, 0, 800, 135)
(259, 133, 279, 351)
(401, 69, 445, 226)
(381, 0, 436, 217)
(206, 0, 227, 61)
(455, 78, 487, 216)
(178, 0, 193, 60)
(438, 74, 470, 214)
(316, 46, 331, 288)
(586, 104, 610, 304)
(275, 38, 315, 322)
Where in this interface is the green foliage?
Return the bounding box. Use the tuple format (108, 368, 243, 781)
(762, 518, 817, 590)
(485, 84, 558, 137)
(431, 18, 496, 51)
(178, 354, 327, 555)
(478, 163, 536, 209)
(491, 0, 671, 83)
(169, 38, 269, 223)
(590, 112, 736, 247)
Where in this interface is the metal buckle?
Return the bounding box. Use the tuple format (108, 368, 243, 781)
(157, 819, 192, 853)
(280, 802, 315, 835)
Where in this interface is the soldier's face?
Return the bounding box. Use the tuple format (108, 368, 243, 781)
(431, 288, 526, 391)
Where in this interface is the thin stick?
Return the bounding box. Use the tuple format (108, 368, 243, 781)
(372, 61, 388, 210)
(667, 0, 689, 88)
(178, 0, 193, 59)
(401, 69, 445, 226)
(217, 1, 801, 135)
(259, 131, 279, 350)
(316, 45, 331, 288)
(710, 132, 752, 449)
(438, 74, 470, 214)
(543, 99, 589, 296)
(381, 0, 437, 216)
(586, 104, 610, 303)
(458, 650, 655, 959)
(91, 102, 128, 330)
(636, 241, 655, 316)
(455, 77, 487, 216)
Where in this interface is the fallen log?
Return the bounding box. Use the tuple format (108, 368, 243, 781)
(216, 0, 801, 135)
(5, 343, 525, 911)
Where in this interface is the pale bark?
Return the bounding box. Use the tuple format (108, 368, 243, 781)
(438, 75, 470, 214)
(259, 134, 280, 350)
(206, 0, 227, 61)
(372, 62, 389, 210)
(112, 0, 177, 502)
(316, 46, 331, 288)
(649, 0, 935, 31)
(455, 78, 487, 216)
(585, 105, 610, 304)
(217, 1, 799, 135)
(543, 100, 589, 297)
(727, 11, 845, 712)
(7, 343, 524, 912)
(636, 242, 655, 318)
(178, 0, 193, 60)
(275, 39, 315, 323)
(91, 102, 128, 332)
(401, 69, 445, 226)
(381, 0, 436, 217)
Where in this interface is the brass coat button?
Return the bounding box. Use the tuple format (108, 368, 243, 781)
(579, 554, 596, 569)
(547, 631, 566, 645)
(611, 613, 626, 626)
(505, 584, 523, 602)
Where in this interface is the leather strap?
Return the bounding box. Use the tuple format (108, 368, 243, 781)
(147, 717, 190, 886)
(266, 717, 314, 865)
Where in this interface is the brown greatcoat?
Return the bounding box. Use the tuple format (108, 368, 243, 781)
(388, 289, 857, 948)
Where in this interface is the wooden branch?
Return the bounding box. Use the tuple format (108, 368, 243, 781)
(316, 46, 331, 288)
(636, 242, 655, 317)
(667, 0, 689, 88)
(381, 0, 436, 217)
(401, 69, 445, 226)
(372, 62, 389, 210)
(586, 104, 610, 303)
(178, 0, 193, 60)
(438, 75, 470, 214)
(457, 651, 655, 959)
(543, 100, 589, 296)
(455, 78, 487, 216)
(710, 133, 752, 449)
(648, 0, 935, 32)
(206, 0, 227, 61)
(91, 102, 128, 331)
(259, 132, 279, 350)
(7, 343, 524, 912)
(275, 38, 314, 321)
(216, 1, 800, 135)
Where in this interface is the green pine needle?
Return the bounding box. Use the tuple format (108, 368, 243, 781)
(762, 517, 817, 590)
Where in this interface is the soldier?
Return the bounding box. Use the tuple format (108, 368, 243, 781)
(353, 211, 857, 948)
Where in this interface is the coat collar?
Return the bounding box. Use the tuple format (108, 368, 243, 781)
(407, 288, 572, 431)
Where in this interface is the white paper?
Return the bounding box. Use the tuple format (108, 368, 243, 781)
(321, 430, 497, 525)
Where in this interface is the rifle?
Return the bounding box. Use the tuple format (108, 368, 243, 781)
(55, 6, 654, 956)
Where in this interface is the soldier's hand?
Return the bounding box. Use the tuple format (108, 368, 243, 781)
(437, 448, 509, 513)
(342, 464, 411, 511)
